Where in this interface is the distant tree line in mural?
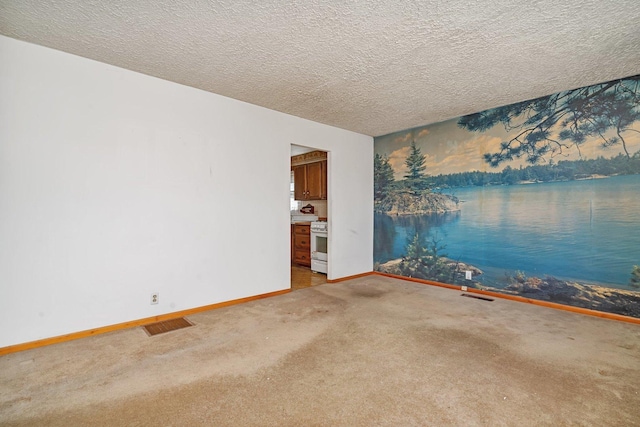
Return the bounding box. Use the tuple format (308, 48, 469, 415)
(459, 75, 640, 167)
(429, 151, 640, 188)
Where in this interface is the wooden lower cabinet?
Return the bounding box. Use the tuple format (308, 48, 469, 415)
(293, 223, 311, 267)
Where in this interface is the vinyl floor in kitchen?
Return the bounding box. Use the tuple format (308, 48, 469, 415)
(291, 264, 327, 290)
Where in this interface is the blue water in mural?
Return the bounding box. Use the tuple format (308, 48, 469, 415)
(374, 174, 640, 290)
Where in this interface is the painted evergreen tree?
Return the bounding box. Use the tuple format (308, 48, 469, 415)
(399, 233, 456, 283)
(404, 140, 426, 179)
(374, 153, 395, 200)
(404, 140, 429, 191)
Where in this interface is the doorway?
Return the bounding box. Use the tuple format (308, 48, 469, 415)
(290, 144, 328, 290)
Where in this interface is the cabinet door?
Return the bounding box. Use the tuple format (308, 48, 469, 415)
(291, 224, 295, 262)
(305, 161, 323, 200)
(293, 249, 311, 266)
(293, 164, 307, 200)
(293, 224, 311, 266)
(320, 160, 327, 200)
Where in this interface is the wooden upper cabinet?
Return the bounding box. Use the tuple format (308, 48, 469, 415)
(293, 160, 327, 201)
(320, 160, 327, 200)
(293, 164, 307, 201)
(305, 161, 323, 200)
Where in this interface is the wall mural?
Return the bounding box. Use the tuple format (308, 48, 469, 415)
(374, 75, 640, 318)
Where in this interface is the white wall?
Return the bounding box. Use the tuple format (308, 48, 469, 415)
(0, 35, 373, 348)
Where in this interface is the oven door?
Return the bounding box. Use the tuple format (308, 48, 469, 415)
(311, 231, 328, 262)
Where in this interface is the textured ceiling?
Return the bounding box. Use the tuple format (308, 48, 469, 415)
(1, 0, 640, 137)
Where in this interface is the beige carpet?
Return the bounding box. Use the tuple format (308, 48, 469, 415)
(1, 275, 639, 426)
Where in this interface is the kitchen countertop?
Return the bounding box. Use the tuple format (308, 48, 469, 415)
(290, 213, 327, 224)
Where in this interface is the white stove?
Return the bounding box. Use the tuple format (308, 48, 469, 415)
(310, 221, 328, 274)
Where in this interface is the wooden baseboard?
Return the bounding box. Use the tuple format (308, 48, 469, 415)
(0, 289, 291, 356)
(374, 272, 461, 290)
(373, 272, 640, 325)
(327, 271, 375, 283)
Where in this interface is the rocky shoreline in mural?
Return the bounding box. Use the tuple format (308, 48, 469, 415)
(375, 257, 483, 279)
(376, 259, 640, 318)
(499, 275, 640, 318)
(374, 190, 459, 215)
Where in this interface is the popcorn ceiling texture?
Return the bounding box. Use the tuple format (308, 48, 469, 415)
(1, 0, 639, 136)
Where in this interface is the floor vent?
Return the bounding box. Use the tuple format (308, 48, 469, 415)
(461, 293, 494, 302)
(143, 317, 193, 336)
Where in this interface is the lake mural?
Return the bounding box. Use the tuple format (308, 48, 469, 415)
(374, 75, 640, 318)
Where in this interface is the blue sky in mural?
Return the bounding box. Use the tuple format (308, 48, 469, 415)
(375, 116, 640, 179)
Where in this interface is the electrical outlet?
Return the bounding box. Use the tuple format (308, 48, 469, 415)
(461, 285, 468, 292)
(465, 270, 473, 280)
(150, 292, 159, 305)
